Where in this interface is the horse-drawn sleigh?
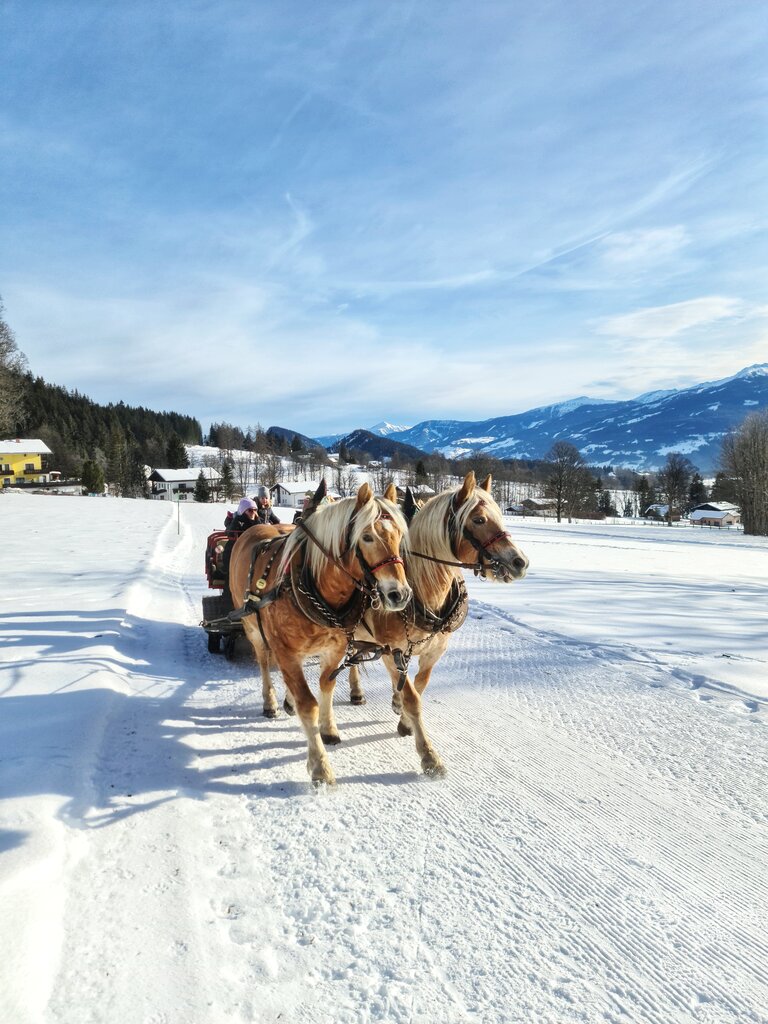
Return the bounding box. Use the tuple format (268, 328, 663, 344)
(200, 474, 528, 784)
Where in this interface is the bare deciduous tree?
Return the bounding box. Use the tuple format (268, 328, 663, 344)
(544, 441, 589, 523)
(656, 453, 695, 526)
(721, 411, 768, 536)
(0, 300, 28, 435)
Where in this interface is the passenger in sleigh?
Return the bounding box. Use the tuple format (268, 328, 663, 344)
(251, 485, 280, 526)
(225, 497, 261, 533)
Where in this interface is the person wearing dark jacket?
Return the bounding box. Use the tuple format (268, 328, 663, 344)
(226, 497, 260, 533)
(251, 485, 280, 526)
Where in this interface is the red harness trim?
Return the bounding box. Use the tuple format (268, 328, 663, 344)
(367, 555, 405, 573)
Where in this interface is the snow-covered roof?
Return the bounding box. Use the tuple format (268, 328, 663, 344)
(693, 501, 739, 513)
(689, 509, 739, 521)
(272, 480, 322, 494)
(151, 467, 221, 482)
(0, 438, 52, 455)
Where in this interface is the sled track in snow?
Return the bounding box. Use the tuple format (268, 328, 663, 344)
(187, 601, 768, 1024)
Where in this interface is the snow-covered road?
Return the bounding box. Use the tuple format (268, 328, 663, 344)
(1, 494, 766, 1024)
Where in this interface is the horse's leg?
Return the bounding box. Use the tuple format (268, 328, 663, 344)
(382, 655, 445, 777)
(242, 619, 279, 718)
(318, 648, 344, 745)
(276, 648, 336, 786)
(348, 664, 367, 705)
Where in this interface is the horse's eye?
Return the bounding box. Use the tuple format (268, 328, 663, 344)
(472, 516, 487, 525)
(362, 533, 375, 543)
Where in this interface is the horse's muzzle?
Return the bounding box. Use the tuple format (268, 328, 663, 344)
(490, 548, 528, 582)
(378, 582, 412, 612)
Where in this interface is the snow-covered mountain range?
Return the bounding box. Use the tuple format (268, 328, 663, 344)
(368, 365, 768, 471)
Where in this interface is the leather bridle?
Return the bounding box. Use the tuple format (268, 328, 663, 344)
(409, 498, 513, 577)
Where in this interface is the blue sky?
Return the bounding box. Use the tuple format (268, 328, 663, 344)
(2, 1, 767, 436)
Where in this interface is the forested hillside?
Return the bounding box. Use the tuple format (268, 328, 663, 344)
(10, 373, 202, 482)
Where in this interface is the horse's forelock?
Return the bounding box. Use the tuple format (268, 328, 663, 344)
(281, 494, 406, 579)
(408, 483, 503, 594)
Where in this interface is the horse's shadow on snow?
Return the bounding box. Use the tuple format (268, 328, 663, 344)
(0, 608, 422, 839)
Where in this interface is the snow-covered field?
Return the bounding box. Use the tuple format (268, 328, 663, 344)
(1, 492, 766, 1024)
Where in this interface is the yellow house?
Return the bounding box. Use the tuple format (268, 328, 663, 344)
(0, 438, 53, 487)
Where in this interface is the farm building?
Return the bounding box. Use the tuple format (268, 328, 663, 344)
(689, 502, 741, 527)
(149, 467, 221, 501)
(270, 480, 344, 509)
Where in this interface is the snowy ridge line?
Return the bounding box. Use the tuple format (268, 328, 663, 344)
(469, 597, 768, 714)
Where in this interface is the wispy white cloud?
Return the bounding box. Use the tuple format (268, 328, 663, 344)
(598, 226, 690, 268)
(595, 296, 752, 340)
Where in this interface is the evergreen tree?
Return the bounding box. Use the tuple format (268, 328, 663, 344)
(623, 497, 634, 517)
(106, 427, 127, 494)
(290, 434, 304, 454)
(194, 470, 212, 502)
(598, 489, 617, 516)
(634, 474, 653, 515)
(166, 433, 189, 469)
(120, 442, 148, 498)
(687, 472, 708, 511)
(81, 459, 105, 494)
(710, 471, 738, 503)
(219, 459, 236, 501)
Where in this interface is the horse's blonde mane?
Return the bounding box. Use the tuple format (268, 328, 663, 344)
(279, 495, 406, 578)
(407, 484, 504, 598)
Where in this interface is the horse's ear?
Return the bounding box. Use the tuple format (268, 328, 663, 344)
(403, 487, 419, 524)
(455, 470, 475, 507)
(303, 478, 327, 520)
(479, 473, 492, 493)
(383, 482, 397, 503)
(355, 481, 373, 509)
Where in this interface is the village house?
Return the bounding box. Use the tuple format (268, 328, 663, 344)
(689, 502, 741, 527)
(0, 438, 53, 488)
(271, 480, 342, 509)
(149, 467, 221, 501)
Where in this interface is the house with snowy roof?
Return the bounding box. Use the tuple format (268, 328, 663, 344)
(689, 502, 741, 527)
(0, 438, 53, 488)
(149, 467, 221, 501)
(271, 479, 341, 509)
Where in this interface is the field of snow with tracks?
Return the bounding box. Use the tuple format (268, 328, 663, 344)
(1, 492, 766, 1024)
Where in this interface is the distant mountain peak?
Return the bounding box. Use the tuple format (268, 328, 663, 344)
(369, 420, 413, 436)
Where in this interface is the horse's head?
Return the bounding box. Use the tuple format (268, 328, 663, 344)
(348, 483, 412, 611)
(445, 472, 528, 582)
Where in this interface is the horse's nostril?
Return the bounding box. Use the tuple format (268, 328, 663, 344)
(513, 557, 527, 571)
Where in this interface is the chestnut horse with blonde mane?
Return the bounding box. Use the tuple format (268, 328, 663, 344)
(342, 472, 528, 768)
(228, 483, 411, 785)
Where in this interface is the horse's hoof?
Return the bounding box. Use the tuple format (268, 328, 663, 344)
(310, 766, 336, 787)
(397, 720, 412, 737)
(321, 733, 341, 746)
(350, 695, 367, 706)
(263, 707, 278, 719)
(422, 758, 446, 779)
(283, 700, 296, 717)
